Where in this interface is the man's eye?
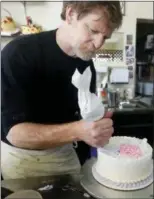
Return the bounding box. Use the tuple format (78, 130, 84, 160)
(90, 29, 98, 34)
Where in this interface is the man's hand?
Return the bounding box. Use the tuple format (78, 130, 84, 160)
(77, 112, 113, 147)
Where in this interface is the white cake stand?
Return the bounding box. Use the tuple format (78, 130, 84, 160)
(92, 162, 153, 191)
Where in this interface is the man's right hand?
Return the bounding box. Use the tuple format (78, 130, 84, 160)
(76, 112, 114, 147)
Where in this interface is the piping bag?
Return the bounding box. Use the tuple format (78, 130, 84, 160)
(72, 66, 113, 150)
(72, 66, 106, 122)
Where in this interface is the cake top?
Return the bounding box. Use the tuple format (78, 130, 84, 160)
(1, 16, 16, 31)
(119, 144, 142, 158)
(1, 8, 17, 32)
(99, 136, 152, 160)
(1, 16, 13, 23)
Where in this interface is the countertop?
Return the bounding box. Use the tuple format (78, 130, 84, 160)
(2, 174, 94, 199)
(110, 107, 154, 114)
(106, 100, 154, 114)
(2, 158, 154, 199)
(2, 174, 80, 192)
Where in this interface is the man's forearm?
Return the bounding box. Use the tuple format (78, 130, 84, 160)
(7, 122, 81, 150)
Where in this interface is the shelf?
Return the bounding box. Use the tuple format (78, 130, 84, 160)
(137, 79, 154, 83)
(1, 35, 20, 39)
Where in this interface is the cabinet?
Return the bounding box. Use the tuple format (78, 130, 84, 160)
(113, 111, 154, 146)
(135, 19, 154, 100)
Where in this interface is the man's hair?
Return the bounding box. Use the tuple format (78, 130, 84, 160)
(61, 1, 123, 30)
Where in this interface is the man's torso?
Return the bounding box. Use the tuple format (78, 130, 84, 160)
(1, 29, 96, 143)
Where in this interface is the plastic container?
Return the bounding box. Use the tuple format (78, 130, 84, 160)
(90, 147, 97, 157)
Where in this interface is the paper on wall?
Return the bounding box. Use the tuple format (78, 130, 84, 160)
(110, 68, 129, 83)
(72, 67, 105, 122)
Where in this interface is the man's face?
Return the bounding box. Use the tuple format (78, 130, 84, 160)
(66, 8, 113, 61)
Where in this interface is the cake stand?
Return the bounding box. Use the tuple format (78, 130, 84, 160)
(80, 158, 153, 199)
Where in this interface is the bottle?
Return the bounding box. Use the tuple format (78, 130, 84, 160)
(97, 86, 107, 103)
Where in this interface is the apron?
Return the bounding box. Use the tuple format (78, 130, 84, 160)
(1, 141, 81, 179)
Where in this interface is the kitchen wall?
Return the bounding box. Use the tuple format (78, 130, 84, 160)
(1, 1, 153, 98)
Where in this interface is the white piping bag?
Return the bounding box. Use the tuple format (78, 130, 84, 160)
(72, 67, 105, 122)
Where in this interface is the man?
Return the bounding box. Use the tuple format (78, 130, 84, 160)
(1, 1, 123, 179)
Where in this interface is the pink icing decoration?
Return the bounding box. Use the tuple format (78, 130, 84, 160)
(120, 144, 142, 158)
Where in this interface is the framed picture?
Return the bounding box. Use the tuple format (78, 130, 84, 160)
(120, 2, 126, 16)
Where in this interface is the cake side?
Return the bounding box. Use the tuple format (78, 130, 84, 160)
(95, 136, 153, 183)
(21, 16, 42, 35)
(21, 25, 42, 35)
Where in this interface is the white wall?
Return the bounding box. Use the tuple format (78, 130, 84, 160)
(126, 2, 153, 19)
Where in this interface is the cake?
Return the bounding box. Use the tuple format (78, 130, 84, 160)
(1, 16, 17, 32)
(93, 136, 153, 184)
(21, 24, 42, 35)
(21, 16, 42, 35)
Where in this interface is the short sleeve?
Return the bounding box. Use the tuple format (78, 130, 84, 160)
(1, 37, 39, 140)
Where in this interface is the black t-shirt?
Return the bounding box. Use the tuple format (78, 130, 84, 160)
(1, 29, 96, 144)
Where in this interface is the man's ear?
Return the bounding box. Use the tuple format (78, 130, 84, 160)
(65, 6, 77, 24)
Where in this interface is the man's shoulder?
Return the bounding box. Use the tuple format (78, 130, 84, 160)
(2, 30, 56, 56)
(15, 30, 55, 45)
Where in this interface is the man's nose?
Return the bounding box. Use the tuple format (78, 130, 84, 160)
(93, 35, 105, 50)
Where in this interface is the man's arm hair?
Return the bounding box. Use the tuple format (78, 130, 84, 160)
(7, 121, 81, 150)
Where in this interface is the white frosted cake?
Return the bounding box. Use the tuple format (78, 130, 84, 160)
(94, 136, 153, 184)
